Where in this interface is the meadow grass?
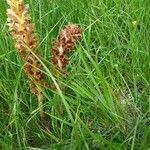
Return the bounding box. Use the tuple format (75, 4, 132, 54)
(0, 0, 150, 149)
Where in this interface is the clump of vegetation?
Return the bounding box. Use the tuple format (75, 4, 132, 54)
(0, 0, 149, 149)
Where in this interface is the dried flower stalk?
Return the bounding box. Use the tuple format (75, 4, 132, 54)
(52, 24, 82, 74)
(7, 0, 46, 120)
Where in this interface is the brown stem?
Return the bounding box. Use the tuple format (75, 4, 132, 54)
(37, 90, 51, 131)
(37, 91, 45, 121)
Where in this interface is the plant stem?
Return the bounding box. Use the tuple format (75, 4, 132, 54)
(37, 90, 45, 121)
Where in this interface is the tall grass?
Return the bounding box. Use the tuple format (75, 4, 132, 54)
(0, 0, 150, 149)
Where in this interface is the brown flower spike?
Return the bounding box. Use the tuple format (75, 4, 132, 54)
(51, 24, 82, 115)
(7, 0, 46, 119)
(52, 24, 82, 73)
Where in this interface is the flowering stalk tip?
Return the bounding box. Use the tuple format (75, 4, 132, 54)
(52, 24, 82, 73)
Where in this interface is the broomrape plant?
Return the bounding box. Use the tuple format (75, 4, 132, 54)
(6, 0, 82, 127)
(7, 0, 47, 122)
(52, 23, 82, 77)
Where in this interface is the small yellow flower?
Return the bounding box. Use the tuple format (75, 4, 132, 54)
(132, 21, 137, 25)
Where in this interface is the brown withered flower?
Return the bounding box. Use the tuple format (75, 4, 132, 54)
(52, 24, 82, 72)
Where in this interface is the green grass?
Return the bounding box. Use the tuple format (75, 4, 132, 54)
(0, 0, 150, 149)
